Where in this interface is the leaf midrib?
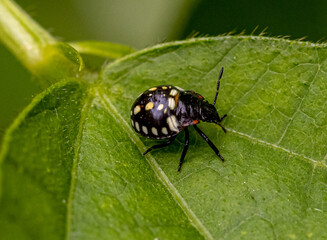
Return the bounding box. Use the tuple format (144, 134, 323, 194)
(65, 90, 95, 240)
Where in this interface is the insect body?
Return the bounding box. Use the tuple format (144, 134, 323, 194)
(131, 67, 227, 171)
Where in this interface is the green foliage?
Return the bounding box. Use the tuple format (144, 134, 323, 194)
(1, 36, 327, 239)
(69, 41, 136, 59)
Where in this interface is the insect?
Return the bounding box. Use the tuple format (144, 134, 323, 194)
(130, 67, 227, 171)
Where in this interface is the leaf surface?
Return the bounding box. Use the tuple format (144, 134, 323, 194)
(1, 36, 327, 239)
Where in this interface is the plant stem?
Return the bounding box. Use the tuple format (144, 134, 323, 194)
(0, 0, 83, 87)
(0, 0, 55, 69)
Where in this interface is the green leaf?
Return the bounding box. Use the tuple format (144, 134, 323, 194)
(1, 36, 327, 239)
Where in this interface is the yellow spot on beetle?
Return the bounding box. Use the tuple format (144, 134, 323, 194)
(149, 87, 157, 91)
(145, 102, 154, 110)
(162, 86, 168, 90)
(133, 105, 141, 115)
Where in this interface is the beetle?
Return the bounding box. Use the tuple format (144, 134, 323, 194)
(130, 67, 227, 171)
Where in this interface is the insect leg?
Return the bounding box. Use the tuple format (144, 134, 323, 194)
(217, 123, 227, 133)
(212, 67, 224, 106)
(143, 135, 177, 155)
(178, 127, 189, 172)
(216, 113, 227, 133)
(193, 125, 224, 162)
(218, 113, 227, 122)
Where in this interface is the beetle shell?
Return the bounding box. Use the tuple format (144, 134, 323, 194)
(131, 85, 193, 139)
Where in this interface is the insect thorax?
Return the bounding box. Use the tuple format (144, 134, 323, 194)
(176, 91, 219, 125)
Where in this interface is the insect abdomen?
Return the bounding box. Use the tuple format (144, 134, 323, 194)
(130, 86, 182, 139)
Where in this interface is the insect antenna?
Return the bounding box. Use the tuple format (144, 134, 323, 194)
(212, 67, 224, 106)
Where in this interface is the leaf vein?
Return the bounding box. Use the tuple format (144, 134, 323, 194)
(227, 128, 326, 168)
(276, 64, 320, 145)
(65, 91, 95, 240)
(227, 52, 280, 115)
(195, 41, 241, 85)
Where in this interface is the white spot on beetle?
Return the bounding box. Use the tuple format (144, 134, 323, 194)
(157, 104, 164, 110)
(135, 122, 140, 131)
(175, 86, 185, 91)
(162, 127, 168, 135)
(167, 115, 180, 132)
(168, 97, 175, 110)
(170, 89, 178, 96)
(142, 126, 148, 134)
(151, 127, 158, 136)
(131, 120, 134, 127)
(133, 105, 141, 115)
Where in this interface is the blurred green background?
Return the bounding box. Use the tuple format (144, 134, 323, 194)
(1, 0, 327, 147)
